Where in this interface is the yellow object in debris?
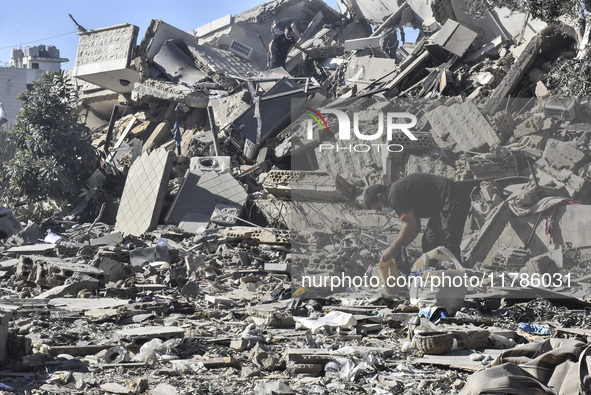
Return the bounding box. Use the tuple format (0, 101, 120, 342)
(293, 287, 308, 297)
(379, 257, 401, 292)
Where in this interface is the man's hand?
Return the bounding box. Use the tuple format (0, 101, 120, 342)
(381, 245, 397, 262)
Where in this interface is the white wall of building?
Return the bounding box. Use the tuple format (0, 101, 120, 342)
(0, 68, 44, 126)
(1, 45, 67, 128)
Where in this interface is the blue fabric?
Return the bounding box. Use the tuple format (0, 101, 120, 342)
(173, 105, 182, 155)
(518, 323, 551, 335)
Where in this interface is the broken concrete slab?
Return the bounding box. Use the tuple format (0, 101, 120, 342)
(189, 156, 231, 174)
(15, 255, 106, 288)
(524, 254, 559, 276)
(186, 45, 261, 88)
(48, 298, 129, 312)
(139, 19, 198, 63)
(490, 245, 530, 269)
(264, 263, 289, 273)
(170, 356, 239, 369)
(541, 139, 587, 173)
(455, 150, 519, 181)
(342, 0, 404, 24)
(7, 244, 56, 256)
(344, 36, 381, 51)
(208, 91, 251, 131)
(131, 79, 209, 109)
(90, 232, 123, 247)
(35, 272, 99, 298)
(115, 148, 173, 236)
(194, 14, 232, 39)
(483, 33, 545, 115)
(414, 349, 503, 372)
(152, 40, 206, 85)
(406, 153, 456, 179)
(250, 343, 281, 371)
(219, 226, 290, 245)
(229, 77, 308, 160)
(165, 170, 247, 226)
(0, 208, 22, 239)
(94, 256, 133, 283)
(128, 244, 169, 270)
(116, 326, 184, 348)
(425, 100, 500, 152)
(344, 55, 398, 90)
(73, 24, 140, 93)
(431, 20, 478, 58)
(246, 302, 295, 328)
(262, 170, 356, 201)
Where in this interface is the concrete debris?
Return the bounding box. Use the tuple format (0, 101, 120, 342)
(3, 0, 591, 393)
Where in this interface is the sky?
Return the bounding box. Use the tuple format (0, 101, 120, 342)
(0, 0, 317, 69)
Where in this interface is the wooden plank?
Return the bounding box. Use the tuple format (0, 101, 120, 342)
(170, 357, 240, 369)
(49, 345, 114, 357)
(7, 244, 56, 254)
(106, 116, 136, 164)
(482, 34, 544, 114)
(385, 51, 430, 94)
(556, 327, 591, 337)
(414, 349, 503, 372)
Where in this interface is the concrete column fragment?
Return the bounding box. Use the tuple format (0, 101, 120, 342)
(115, 148, 174, 236)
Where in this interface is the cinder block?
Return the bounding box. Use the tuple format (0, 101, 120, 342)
(542, 139, 586, 171)
(115, 326, 185, 348)
(262, 170, 356, 201)
(425, 101, 500, 151)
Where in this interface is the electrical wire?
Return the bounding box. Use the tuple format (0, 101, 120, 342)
(0, 31, 79, 50)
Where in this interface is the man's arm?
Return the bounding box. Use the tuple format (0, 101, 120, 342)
(269, 40, 277, 61)
(381, 209, 420, 261)
(293, 42, 307, 54)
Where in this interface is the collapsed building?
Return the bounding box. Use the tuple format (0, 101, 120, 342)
(0, 0, 591, 393)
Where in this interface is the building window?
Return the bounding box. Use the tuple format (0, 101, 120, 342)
(26, 84, 34, 91)
(31, 63, 39, 69)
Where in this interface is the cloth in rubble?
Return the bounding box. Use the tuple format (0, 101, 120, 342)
(459, 338, 591, 395)
(506, 182, 581, 243)
(506, 182, 580, 217)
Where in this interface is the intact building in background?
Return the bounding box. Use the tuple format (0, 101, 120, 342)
(0, 45, 68, 128)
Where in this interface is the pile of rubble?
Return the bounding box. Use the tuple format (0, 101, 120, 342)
(1, 0, 591, 393)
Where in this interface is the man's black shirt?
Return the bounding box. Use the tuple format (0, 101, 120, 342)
(387, 173, 469, 218)
(272, 34, 296, 61)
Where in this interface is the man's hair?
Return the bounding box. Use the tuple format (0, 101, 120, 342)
(285, 26, 293, 32)
(363, 184, 387, 209)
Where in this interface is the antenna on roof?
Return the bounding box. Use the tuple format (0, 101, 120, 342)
(68, 13, 87, 32)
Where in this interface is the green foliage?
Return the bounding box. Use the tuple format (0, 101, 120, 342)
(12, 201, 61, 224)
(467, 0, 589, 22)
(1, 71, 97, 218)
(545, 57, 591, 96)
